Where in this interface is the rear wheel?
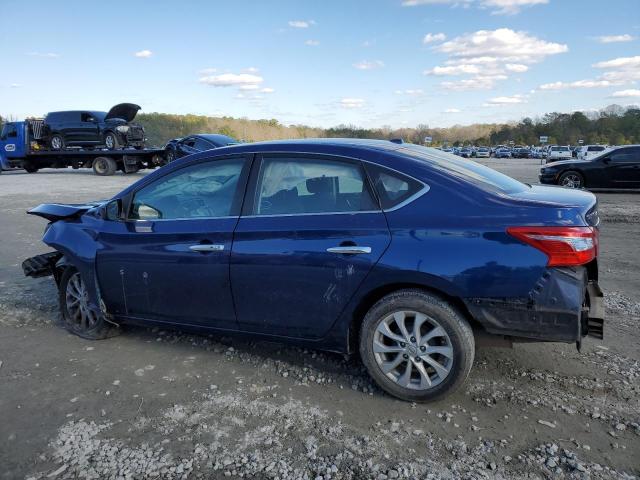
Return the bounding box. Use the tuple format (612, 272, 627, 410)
(92, 156, 117, 176)
(360, 289, 475, 402)
(49, 134, 64, 150)
(558, 170, 584, 189)
(59, 267, 115, 340)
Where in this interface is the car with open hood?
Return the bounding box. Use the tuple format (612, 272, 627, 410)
(43, 103, 146, 150)
(22, 139, 604, 402)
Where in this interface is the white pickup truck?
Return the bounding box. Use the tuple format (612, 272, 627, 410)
(547, 145, 572, 163)
(576, 145, 609, 160)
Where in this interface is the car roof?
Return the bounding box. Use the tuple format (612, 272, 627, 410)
(191, 134, 237, 143)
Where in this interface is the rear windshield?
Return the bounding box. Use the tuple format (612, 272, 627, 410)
(588, 146, 605, 152)
(552, 146, 570, 152)
(398, 145, 528, 195)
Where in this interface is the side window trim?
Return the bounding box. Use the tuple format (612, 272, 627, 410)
(124, 154, 253, 221)
(241, 153, 381, 218)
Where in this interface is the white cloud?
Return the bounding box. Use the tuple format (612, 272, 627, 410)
(199, 68, 217, 75)
(426, 64, 480, 75)
(401, 0, 547, 15)
(423, 33, 446, 44)
(239, 84, 260, 91)
(260, 87, 275, 93)
(245, 67, 259, 73)
(611, 89, 640, 98)
(592, 55, 640, 69)
(443, 108, 461, 113)
(353, 60, 385, 70)
(440, 74, 508, 91)
(436, 28, 568, 63)
(134, 50, 153, 58)
(27, 52, 60, 58)
(394, 89, 424, 95)
(288, 20, 314, 28)
(340, 98, 365, 109)
(199, 73, 264, 87)
(484, 94, 527, 105)
(10, 83, 21, 88)
(596, 34, 635, 44)
(305, 40, 320, 46)
(480, 0, 548, 15)
(505, 63, 529, 72)
(539, 79, 613, 90)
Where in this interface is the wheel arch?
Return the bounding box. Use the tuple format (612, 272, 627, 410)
(347, 280, 482, 355)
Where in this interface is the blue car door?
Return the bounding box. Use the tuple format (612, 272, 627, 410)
(230, 153, 391, 339)
(95, 154, 251, 329)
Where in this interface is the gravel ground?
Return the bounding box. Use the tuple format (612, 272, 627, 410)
(0, 158, 638, 480)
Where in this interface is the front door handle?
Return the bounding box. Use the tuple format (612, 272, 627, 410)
(189, 244, 225, 252)
(326, 246, 372, 255)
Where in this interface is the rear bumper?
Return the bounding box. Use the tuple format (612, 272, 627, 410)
(464, 267, 604, 343)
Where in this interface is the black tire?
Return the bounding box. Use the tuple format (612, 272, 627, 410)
(49, 134, 64, 150)
(558, 170, 585, 189)
(104, 132, 119, 150)
(92, 156, 117, 176)
(165, 148, 175, 163)
(23, 161, 39, 173)
(359, 289, 475, 402)
(58, 267, 116, 340)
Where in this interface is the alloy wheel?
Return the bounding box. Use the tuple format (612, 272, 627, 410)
(373, 310, 453, 390)
(105, 135, 115, 149)
(561, 174, 582, 188)
(51, 136, 62, 149)
(65, 272, 98, 330)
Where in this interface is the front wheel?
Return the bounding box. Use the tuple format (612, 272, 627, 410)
(104, 132, 119, 150)
(558, 170, 584, 189)
(49, 134, 64, 150)
(165, 148, 175, 163)
(360, 289, 475, 402)
(59, 267, 115, 340)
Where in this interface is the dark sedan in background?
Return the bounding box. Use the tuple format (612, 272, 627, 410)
(164, 133, 238, 162)
(540, 145, 640, 189)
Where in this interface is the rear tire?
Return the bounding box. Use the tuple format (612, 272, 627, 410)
(92, 156, 117, 176)
(58, 267, 116, 340)
(359, 289, 475, 402)
(558, 170, 584, 189)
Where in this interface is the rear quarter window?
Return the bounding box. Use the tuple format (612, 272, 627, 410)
(365, 164, 425, 210)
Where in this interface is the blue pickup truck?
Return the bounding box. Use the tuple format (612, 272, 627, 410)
(0, 118, 166, 176)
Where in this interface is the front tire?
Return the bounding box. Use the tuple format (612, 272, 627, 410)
(360, 289, 475, 402)
(59, 267, 115, 340)
(165, 148, 175, 163)
(49, 134, 64, 150)
(23, 161, 39, 173)
(558, 170, 584, 189)
(104, 132, 119, 150)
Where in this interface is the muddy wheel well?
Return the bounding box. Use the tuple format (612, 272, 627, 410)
(348, 283, 483, 355)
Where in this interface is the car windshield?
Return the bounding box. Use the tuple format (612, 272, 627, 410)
(399, 145, 528, 194)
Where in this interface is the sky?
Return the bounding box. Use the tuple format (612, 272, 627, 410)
(1, 0, 639, 129)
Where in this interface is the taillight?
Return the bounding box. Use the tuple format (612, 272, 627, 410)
(507, 226, 598, 267)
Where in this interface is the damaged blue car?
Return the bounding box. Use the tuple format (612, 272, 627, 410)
(23, 139, 604, 402)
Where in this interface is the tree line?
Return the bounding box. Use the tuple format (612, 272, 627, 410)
(2, 104, 639, 147)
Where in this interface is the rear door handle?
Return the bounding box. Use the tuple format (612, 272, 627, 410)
(326, 246, 372, 255)
(189, 244, 225, 252)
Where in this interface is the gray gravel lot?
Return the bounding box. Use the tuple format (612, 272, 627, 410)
(0, 158, 638, 479)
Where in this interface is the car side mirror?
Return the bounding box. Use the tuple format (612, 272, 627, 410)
(602, 157, 610, 164)
(104, 199, 123, 221)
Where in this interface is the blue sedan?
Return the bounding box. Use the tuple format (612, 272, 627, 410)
(23, 139, 603, 402)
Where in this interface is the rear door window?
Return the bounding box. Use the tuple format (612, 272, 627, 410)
(253, 156, 378, 215)
(610, 148, 640, 163)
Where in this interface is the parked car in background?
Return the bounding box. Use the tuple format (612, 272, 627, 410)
(164, 134, 238, 162)
(540, 144, 640, 189)
(495, 147, 512, 158)
(546, 145, 572, 163)
(513, 147, 531, 159)
(44, 103, 146, 150)
(475, 147, 490, 158)
(577, 145, 609, 160)
(459, 147, 472, 158)
(23, 139, 603, 403)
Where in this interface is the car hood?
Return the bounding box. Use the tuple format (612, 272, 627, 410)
(27, 201, 105, 222)
(545, 159, 590, 168)
(105, 103, 141, 122)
